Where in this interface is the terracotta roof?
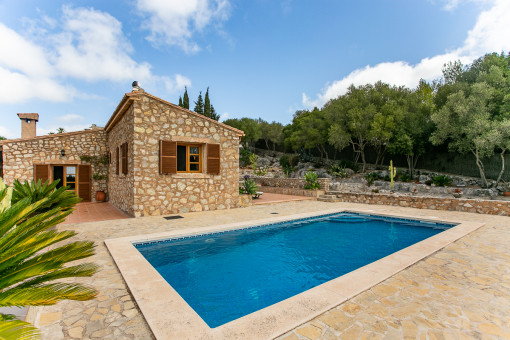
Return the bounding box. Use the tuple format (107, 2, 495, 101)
(17, 113, 39, 121)
(0, 128, 104, 145)
(104, 91, 245, 136)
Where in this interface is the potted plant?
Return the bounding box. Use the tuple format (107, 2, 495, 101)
(453, 188, 462, 198)
(92, 173, 107, 202)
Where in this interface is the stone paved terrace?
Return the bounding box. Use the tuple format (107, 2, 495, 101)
(32, 201, 510, 339)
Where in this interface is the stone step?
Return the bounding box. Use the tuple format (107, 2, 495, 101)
(317, 195, 340, 203)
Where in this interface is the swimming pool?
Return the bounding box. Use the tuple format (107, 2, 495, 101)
(134, 212, 455, 328)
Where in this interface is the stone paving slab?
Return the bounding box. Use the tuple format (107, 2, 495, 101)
(32, 201, 510, 339)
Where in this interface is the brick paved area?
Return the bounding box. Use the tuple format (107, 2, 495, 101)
(63, 202, 131, 224)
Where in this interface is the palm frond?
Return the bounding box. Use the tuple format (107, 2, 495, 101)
(0, 317, 40, 340)
(0, 230, 77, 274)
(15, 263, 100, 289)
(0, 283, 98, 307)
(0, 241, 96, 290)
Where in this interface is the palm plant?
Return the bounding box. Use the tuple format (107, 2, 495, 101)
(0, 179, 99, 340)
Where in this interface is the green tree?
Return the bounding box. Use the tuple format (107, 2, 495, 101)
(324, 84, 375, 171)
(223, 118, 261, 148)
(183, 86, 190, 110)
(267, 121, 284, 151)
(285, 108, 330, 159)
(178, 96, 183, 107)
(431, 82, 498, 187)
(388, 80, 434, 178)
(0, 136, 5, 140)
(210, 105, 219, 121)
(0, 179, 98, 339)
(204, 87, 211, 118)
(194, 91, 204, 115)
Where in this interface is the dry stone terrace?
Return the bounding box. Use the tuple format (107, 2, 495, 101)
(32, 200, 510, 339)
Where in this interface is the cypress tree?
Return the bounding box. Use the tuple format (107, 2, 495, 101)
(183, 86, 190, 109)
(194, 91, 204, 115)
(210, 105, 220, 121)
(178, 96, 183, 107)
(204, 87, 211, 118)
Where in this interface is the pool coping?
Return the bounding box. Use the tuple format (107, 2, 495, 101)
(104, 208, 484, 340)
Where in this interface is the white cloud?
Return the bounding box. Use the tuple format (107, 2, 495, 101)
(136, 0, 231, 53)
(54, 6, 152, 82)
(57, 114, 83, 122)
(0, 6, 191, 104)
(303, 0, 510, 108)
(163, 74, 192, 93)
(219, 112, 230, 121)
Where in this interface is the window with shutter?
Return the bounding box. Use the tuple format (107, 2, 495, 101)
(207, 144, 220, 175)
(122, 143, 128, 175)
(115, 147, 119, 175)
(160, 141, 177, 174)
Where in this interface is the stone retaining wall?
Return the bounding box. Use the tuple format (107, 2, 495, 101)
(253, 177, 330, 190)
(258, 186, 324, 198)
(331, 192, 510, 216)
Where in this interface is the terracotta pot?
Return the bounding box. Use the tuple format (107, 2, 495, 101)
(95, 191, 106, 202)
(504, 191, 510, 197)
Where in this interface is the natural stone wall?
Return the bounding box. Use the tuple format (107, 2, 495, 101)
(0, 130, 108, 201)
(238, 194, 252, 207)
(129, 95, 242, 217)
(107, 105, 135, 216)
(253, 177, 330, 190)
(258, 186, 325, 198)
(329, 192, 510, 216)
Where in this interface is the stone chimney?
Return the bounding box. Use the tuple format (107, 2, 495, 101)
(17, 113, 39, 139)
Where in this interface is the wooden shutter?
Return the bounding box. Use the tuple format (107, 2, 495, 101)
(78, 164, 91, 202)
(115, 147, 119, 175)
(160, 141, 177, 174)
(122, 143, 128, 175)
(34, 164, 50, 184)
(207, 144, 220, 175)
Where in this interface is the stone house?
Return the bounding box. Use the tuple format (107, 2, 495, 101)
(0, 86, 244, 217)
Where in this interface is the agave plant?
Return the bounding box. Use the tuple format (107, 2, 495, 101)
(0, 179, 99, 340)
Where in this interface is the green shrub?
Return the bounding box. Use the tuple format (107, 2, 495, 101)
(254, 167, 268, 176)
(279, 154, 299, 168)
(240, 175, 258, 195)
(399, 172, 411, 182)
(338, 160, 359, 173)
(240, 148, 252, 167)
(432, 175, 452, 187)
(283, 165, 295, 177)
(328, 164, 349, 178)
(364, 172, 380, 186)
(249, 153, 258, 171)
(304, 170, 321, 190)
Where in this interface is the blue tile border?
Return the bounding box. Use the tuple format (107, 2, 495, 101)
(133, 211, 457, 248)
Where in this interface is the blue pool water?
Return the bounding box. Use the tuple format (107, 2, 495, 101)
(135, 212, 454, 328)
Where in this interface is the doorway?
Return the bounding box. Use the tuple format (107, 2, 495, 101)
(53, 165, 77, 194)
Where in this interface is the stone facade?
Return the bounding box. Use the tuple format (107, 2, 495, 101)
(2, 90, 244, 217)
(128, 94, 241, 217)
(107, 105, 135, 215)
(104, 91, 243, 217)
(0, 130, 108, 202)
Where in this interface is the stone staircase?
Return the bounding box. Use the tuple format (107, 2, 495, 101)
(317, 191, 342, 202)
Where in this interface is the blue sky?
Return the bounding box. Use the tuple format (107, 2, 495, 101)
(0, 0, 509, 138)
